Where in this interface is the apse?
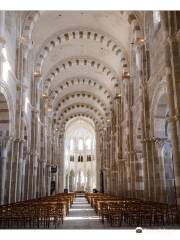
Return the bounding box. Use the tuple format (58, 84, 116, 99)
(64, 117, 96, 192)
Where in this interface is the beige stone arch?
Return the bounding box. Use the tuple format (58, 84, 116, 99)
(150, 79, 168, 136)
(22, 11, 41, 42)
(150, 81, 176, 204)
(0, 80, 15, 204)
(0, 80, 15, 137)
(35, 27, 128, 71)
(43, 56, 120, 91)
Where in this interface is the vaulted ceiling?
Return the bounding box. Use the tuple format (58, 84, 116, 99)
(30, 11, 132, 132)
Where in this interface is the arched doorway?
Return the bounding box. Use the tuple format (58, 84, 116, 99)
(0, 92, 10, 204)
(154, 94, 176, 205)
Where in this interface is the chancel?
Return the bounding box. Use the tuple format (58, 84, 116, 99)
(0, 11, 180, 229)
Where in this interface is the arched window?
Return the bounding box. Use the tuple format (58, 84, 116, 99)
(153, 11, 161, 26)
(78, 139, 83, 150)
(86, 138, 91, 150)
(70, 155, 74, 162)
(135, 51, 140, 70)
(70, 139, 74, 151)
(87, 155, 91, 162)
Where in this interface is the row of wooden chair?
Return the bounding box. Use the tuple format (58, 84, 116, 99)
(0, 192, 75, 229)
(85, 193, 180, 228)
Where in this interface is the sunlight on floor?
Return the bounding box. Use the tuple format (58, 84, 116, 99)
(64, 216, 100, 221)
(70, 208, 94, 211)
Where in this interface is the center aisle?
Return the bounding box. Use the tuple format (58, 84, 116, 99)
(61, 196, 112, 229)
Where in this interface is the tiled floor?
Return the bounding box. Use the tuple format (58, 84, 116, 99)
(60, 196, 112, 229)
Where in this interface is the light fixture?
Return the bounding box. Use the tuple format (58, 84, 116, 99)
(34, 71, 41, 78)
(115, 93, 121, 99)
(42, 93, 48, 99)
(123, 72, 130, 79)
(107, 119, 111, 122)
(48, 107, 52, 112)
(137, 37, 145, 45)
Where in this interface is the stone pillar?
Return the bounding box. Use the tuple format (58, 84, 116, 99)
(23, 152, 30, 200)
(36, 160, 41, 198)
(20, 157, 26, 201)
(0, 12, 5, 79)
(27, 152, 37, 199)
(46, 164, 51, 196)
(16, 138, 25, 202)
(33, 156, 38, 198)
(9, 138, 20, 203)
(4, 137, 14, 203)
(137, 44, 156, 201)
(160, 11, 180, 206)
(42, 161, 46, 196)
(0, 137, 9, 204)
(153, 140, 167, 202)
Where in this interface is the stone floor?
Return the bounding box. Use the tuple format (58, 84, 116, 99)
(60, 196, 112, 229)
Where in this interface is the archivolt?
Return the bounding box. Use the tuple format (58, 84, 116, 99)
(55, 102, 106, 123)
(44, 57, 120, 90)
(22, 11, 41, 42)
(53, 91, 111, 115)
(48, 76, 113, 104)
(56, 111, 105, 133)
(35, 27, 128, 71)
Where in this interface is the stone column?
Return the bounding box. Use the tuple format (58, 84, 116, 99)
(16, 138, 25, 202)
(137, 43, 156, 201)
(23, 151, 30, 200)
(33, 156, 38, 198)
(27, 152, 37, 199)
(20, 157, 26, 201)
(42, 161, 46, 196)
(9, 138, 20, 203)
(153, 140, 167, 202)
(46, 164, 51, 196)
(161, 11, 180, 206)
(0, 137, 10, 204)
(4, 137, 14, 203)
(0, 12, 5, 79)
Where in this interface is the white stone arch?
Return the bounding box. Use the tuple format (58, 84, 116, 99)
(151, 80, 176, 204)
(0, 80, 15, 138)
(43, 56, 120, 92)
(22, 11, 41, 43)
(48, 76, 113, 106)
(0, 80, 15, 203)
(35, 27, 129, 72)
